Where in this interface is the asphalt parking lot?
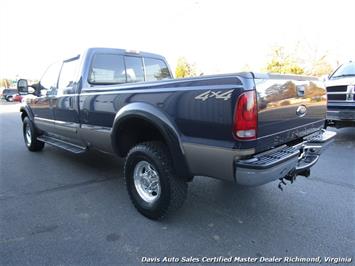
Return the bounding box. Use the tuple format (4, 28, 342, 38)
(0, 102, 354, 265)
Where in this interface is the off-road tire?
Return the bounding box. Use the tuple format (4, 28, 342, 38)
(124, 141, 187, 220)
(23, 117, 45, 152)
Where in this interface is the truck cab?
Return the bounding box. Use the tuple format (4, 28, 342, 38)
(325, 61, 355, 128)
(21, 48, 173, 148)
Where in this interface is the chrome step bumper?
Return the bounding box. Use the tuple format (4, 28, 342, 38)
(235, 130, 336, 186)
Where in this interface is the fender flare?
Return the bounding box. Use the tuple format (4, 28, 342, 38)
(111, 102, 192, 180)
(20, 105, 34, 121)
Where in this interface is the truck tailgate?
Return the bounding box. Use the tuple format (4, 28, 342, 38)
(254, 74, 327, 152)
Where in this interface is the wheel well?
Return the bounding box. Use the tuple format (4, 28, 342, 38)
(21, 111, 28, 121)
(115, 117, 167, 157)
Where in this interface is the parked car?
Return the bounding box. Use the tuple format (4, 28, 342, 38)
(12, 94, 23, 102)
(325, 61, 355, 128)
(1, 88, 18, 102)
(17, 47, 335, 219)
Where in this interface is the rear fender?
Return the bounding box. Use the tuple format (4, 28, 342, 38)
(111, 103, 192, 180)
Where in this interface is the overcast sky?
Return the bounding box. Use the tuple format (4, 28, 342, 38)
(1, 0, 354, 79)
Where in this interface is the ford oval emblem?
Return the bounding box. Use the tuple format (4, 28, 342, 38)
(296, 105, 307, 117)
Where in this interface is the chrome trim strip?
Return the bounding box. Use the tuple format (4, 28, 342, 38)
(50, 86, 240, 97)
(55, 120, 69, 125)
(34, 117, 55, 123)
(79, 85, 242, 96)
(327, 92, 348, 95)
(327, 110, 355, 113)
(328, 100, 353, 102)
(34, 117, 83, 127)
(82, 75, 243, 92)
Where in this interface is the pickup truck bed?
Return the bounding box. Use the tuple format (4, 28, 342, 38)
(17, 47, 336, 219)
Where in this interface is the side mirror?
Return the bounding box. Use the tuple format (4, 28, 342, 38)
(17, 79, 28, 94)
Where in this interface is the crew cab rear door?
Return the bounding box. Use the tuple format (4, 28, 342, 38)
(51, 56, 83, 144)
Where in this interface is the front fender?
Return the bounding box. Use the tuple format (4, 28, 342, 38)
(111, 102, 192, 180)
(20, 105, 34, 121)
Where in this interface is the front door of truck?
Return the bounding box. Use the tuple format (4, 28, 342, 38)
(30, 62, 61, 133)
(51, 56, 83, 145)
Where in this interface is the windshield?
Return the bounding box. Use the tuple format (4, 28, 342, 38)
(330, 62, 355, 79)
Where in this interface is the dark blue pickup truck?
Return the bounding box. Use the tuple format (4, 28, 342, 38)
(17, 47, 335, 219)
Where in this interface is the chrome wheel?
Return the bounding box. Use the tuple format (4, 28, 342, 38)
(133, 160, 161, 204)
(25, 123, 32, 146)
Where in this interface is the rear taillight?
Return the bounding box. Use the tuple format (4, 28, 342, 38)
(233, 90, 258, 140)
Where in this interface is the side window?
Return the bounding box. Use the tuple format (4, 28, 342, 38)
(124, 56, 144, 83)
(40, 62, 62, 95)
(144, 58, 171, 81)
(89, 54, 126, 84)
(58, 58, 80, 95)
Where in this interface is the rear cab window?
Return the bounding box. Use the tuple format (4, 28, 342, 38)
(88, 52, 172, 86)
(89, 54, 126, 84)
(124, 56, 145, 83)
(144, 57, 171, 81)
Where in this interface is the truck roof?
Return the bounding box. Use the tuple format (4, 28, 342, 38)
(85, 47, 167, 61)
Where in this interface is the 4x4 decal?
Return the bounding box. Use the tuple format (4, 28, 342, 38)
(195, 89, 233, 101)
